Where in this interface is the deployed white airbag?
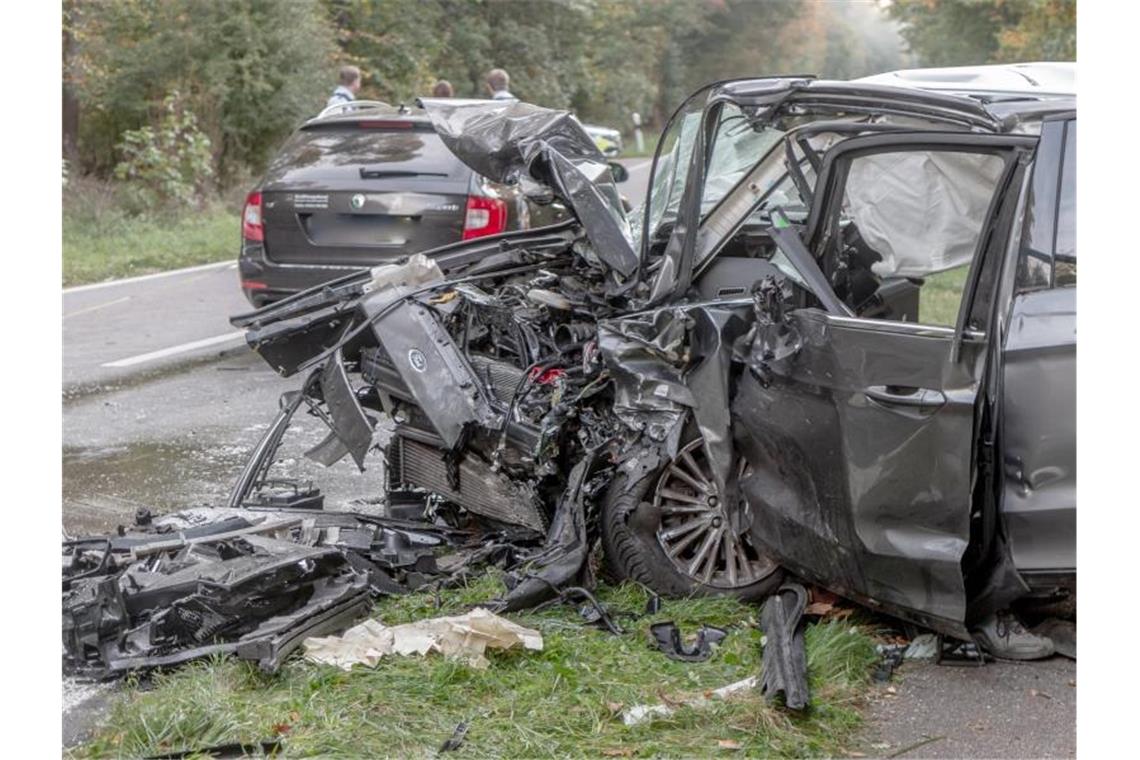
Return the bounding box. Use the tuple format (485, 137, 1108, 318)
(844, 151, 1005, 278)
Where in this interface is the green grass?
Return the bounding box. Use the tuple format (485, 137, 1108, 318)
(619, 132, 660, 159)
(63, 180, 239, 286)
(919, 265, 970, 328)
(77, 576, 879, 759)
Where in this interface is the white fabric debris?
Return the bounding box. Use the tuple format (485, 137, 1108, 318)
(363, 253, 444, 294)
(303, 608, 543, 670)
(621, 676, 759, 727)
(844, 150, 1005, 279)
(904, 633, 940, 660)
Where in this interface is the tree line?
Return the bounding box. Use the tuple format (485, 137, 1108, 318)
(62, 0, 1074, 195)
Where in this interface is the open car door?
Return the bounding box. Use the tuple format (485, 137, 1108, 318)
(733, 132, 1036, 636)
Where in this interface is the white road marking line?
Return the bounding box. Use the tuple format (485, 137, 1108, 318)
(102, 331, 246, 368)
(626, 160, 652, 173)
(63, 296, 131, 320)
(63, 260, 234, 294)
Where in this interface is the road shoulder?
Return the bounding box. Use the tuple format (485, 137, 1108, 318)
(855, 657, 1076, 758)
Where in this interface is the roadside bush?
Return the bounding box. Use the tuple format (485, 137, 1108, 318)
(70, 0, 336, 182)
(113, 93, 214, 213)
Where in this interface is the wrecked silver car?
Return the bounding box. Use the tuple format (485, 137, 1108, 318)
(92, 77, 1071, 672)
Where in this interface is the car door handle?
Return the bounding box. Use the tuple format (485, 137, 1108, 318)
(864, 385, 946, 409)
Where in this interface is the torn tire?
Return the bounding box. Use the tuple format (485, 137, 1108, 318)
(601, 438, 782, 603)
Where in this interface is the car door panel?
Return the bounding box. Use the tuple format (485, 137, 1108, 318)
(1000, 119, 1076, 576)
(1001, 286, 1076, 572)
(732, 133, 1033, 634)
(734, 311, 986, 635)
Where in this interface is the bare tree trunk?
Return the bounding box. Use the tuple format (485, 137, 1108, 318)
(62, 0, 80, 165)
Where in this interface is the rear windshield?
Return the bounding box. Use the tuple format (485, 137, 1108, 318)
(266, 125, 466, 181)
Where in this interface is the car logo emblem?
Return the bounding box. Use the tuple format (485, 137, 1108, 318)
(407, 349, 427, 372)
(351, 193, 366, 210)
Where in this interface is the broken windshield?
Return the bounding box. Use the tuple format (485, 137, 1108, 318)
(645, 95, 785, 255)
(702, 103, 784, 213)
(643, 87, 710, 252)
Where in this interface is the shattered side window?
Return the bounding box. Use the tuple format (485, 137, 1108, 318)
(701, 103, 783, 214)
(1015, 120, 1063, 292)
(839, 150, 1008, 328)
(1053, 121, 1076, 287)
(645, 95, 707, 246)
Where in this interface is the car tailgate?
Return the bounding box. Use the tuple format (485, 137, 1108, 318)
(262, 185, 467, 267)
(260, 123, 470, 267)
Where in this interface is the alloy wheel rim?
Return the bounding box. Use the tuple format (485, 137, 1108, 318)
(653, 439, 777, 589)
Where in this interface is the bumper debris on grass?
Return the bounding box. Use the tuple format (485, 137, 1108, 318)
(76, 578, 880, 758)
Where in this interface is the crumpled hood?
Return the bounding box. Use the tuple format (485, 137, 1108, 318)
(419, 98, 639, 279)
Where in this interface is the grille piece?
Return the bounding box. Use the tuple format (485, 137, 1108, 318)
(467, 354, 527, 402)
(388, 436, 546, 533)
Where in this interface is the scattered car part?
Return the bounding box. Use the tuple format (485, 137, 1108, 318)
(643, 594, 662, 615)
(649, 621, 728, 662)
(63, 529, 372, 678)
(61, 508, 499, 678)
(758, 583, 810, 711)
(873, 645, 905, 682)
(145, 739, 283, 760)
(439, 721, 470, 753)
(935, 637, 988, 666)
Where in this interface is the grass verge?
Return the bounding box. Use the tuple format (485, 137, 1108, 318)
(618, 132, 660, 159)
(78, 576, 879, 758)
(63, 179, 239, 287)
(919, 265, 970, 327)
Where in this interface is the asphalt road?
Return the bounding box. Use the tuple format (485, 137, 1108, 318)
(618, 156, 653, 209)
(63, 260, 250, 395)
(857, 658, 1076, 758)
(60, 155, 1074, 755)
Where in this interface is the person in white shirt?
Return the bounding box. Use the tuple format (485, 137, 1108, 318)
(327, 65, 362, 108)
(486, 68, 515, 101)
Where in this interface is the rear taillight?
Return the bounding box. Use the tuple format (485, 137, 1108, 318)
(461, 195, 508, 240)
(242, 191, 264, 242)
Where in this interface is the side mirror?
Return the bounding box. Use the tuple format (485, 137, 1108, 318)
(608, 161, 629, 183)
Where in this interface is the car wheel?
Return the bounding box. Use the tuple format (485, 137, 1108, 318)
(601, 437, 782, 603)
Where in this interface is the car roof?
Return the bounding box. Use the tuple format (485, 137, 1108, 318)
(717, 66, 1073, 131)
(855, 62, 1075, 99)
(302, 103, 434, 129)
